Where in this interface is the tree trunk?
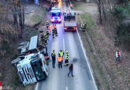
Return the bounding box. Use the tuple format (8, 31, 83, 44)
(18, 0, 24, 39)
(98, 0, 102, 24)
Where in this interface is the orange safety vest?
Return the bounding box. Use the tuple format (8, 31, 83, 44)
(57, 56, 63, 62)
(70, 4, 73, 8)
(49, 26, 51, 33)
(53, 25, 56, 30)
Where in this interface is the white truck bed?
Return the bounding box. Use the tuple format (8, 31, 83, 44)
(64, 20, 77, 27)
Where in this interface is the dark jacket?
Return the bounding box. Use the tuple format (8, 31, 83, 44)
(69, 64, 73, 71)
(51, 53, 56, 61)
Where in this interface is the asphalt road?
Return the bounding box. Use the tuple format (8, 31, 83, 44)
(36, 21, 97, 90)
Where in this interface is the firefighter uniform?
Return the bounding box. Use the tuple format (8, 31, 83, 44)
(43, 32, 48, 45)
(46, 21, 49, 29)
(65, 51, 69, 66)
(52, 24, 58, 38)
(52, 28, 55, 38)
(54, 28, 58, 36)
(51, 50, 56, 68)
(48, 25, 51, 34)
(65, 56, 69, 66)
(59, 50, 64, 57)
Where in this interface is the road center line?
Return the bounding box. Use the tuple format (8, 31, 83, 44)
(63, 38, 65, 51)
(66, 86, 68, 90)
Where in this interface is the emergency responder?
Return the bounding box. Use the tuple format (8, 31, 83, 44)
(57, 54, 63, 68)
(59, 50, 64, 57)
(83, 24, 87, 29)
(46, 21, 49, 29)
(53, 24, 56, 30)
(51, 50, 56, 68)
(65, 51, 69, 66)
(52, 28, 55, 38)
(54, 27, 58, 36)
(43, 32, 48, 45)
(70, 3, 73, 9)
(46, 30, 49, 36)
(52, 24, 56, 38)
(52, 24, 58, 38)
(48, 25, 51, 34)
(41, 33, 45, 45)
(81, 23, 87, 32)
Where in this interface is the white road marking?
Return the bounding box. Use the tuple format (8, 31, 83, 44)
(76, 30, 98, 90)
(35, 83, 39, 90)
(66, 86, 68, 90)
(63, 38, 65, 51)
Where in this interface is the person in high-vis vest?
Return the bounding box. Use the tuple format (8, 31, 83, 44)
(54, 27, 58, 36)
(44, 32, 48, 45)
(46, 21, 49, 29)
(51, 50, 56, 68)
(52, 24, 57, 38)
(70, 3, 73, 9)
(46, 30, 50, 36)
(57, 54, 63, 68)
(52, 24, 56, 30)
(65, 51, 69, 66)
(52, 28, 55, 38)
(48, 25, 51, 34)
(59, 50, 64, 57)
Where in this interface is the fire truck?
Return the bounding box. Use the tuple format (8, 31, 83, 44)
(63, 10, 77, 31)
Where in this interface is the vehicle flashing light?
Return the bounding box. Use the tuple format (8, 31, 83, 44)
(51, 17, 55, 21)
(64, 27, 67, 30)
(74, 26, 77, 30)
(59, 18, 61, 21)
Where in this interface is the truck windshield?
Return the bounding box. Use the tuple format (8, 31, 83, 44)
(52, 12, 61, 17)
(31, 59, 46, 81)
(64, 15, 75, 21)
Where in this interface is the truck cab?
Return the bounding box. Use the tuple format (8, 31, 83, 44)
(12, 35, 49, 86)
(16, 53, 48, 86)
(63, 10, 77, 31)
(50, 7, 62, 23)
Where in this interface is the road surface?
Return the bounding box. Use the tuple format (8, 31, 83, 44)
(35, 2, 97, 90)
(36, 23, 97, 90)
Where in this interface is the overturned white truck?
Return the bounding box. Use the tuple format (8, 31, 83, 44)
(11, 35, 49, 86)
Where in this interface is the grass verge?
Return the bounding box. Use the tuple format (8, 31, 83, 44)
(78, 12, 110, 90)
(32, 8, 46, 24)
(80, 13, 96, 30)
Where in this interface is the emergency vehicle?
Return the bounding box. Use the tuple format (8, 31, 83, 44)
(52, 0, 58, 3)
(50, 7, 62, 23)
(63, 10, 77, 31)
